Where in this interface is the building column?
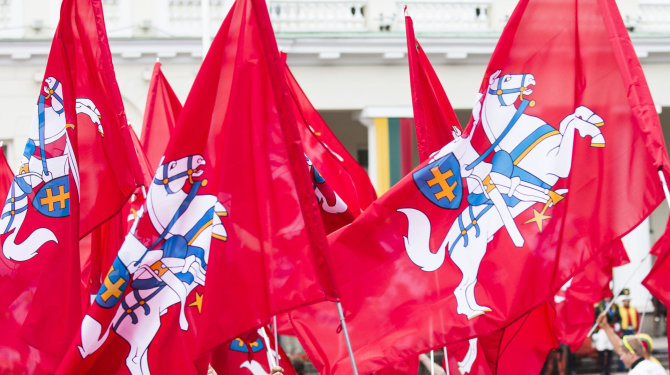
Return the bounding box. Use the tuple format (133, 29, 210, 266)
(358, 106, 416, 195)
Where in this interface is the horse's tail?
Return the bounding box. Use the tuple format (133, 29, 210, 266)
(78, 314, 112, 358)
(2, 224, 57, 262)
(397, 208, 446, 272)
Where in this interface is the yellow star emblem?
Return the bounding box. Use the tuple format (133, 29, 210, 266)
(524, 208, 552, 232)
(189, 291, 203, 313)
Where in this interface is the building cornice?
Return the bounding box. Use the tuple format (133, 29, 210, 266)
(1, 33, 669, 66)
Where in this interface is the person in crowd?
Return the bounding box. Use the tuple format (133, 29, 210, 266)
(596, 313, 666, 374)
(593, 296, 621, 375)
(636, 333, 662, 366)
(620, 289, 640, 336)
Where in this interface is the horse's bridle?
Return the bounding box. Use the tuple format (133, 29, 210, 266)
(487, 73, 533, 106)
(152, 155, 200, 194)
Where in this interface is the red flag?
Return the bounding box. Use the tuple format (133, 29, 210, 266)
(312, 0, 668, 372)
(57, 0, 330, 372)
(443, 339, 493, 375)
(643, 219, 670, 314)
(405, 14, 461, 162)
(0, 0, 140, 372)
(210, 326, 296, 375)
(373, 358, 419, 375)
(283, 59, 377, 233)
(643, 215, 670, 354)
(487, 303, 559, 374)
(140, 61, 182, 172)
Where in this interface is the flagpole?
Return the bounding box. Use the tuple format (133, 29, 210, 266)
(658, 170, 670, 209)
(430, 350, 435, 375)
(273, 315, 279, 368)
(638, 299, 650, 334)
(587, 255, 652, 337)
(336, 301, 359, 375)
(443, 347, 450, 375)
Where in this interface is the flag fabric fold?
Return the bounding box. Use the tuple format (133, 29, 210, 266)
(554, 240, 628, 351)
(140, 61, 182, 172)
(57, 0, 331, 372)
(283, 57, 377, 233)
(0, 0, 141, 372)
(307, 0, 669, 372)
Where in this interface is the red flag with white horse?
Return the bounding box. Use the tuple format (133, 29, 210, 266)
(57, 0, 330, 372)
(314, 0, 669, 372)
(0, 0, 141, 372)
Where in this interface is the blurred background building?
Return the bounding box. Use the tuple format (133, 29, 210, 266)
(1, 0, 669, 324)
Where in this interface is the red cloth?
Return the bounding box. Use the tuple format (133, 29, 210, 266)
(210, 326, 297, 375)
(283, 58, 377, 234)
(444, 339, 493, 375)
(140, 61, 182, 172)
(294, 0, 668, 373)
(0, 0, 141, 373)
(489, 303, 559, 374)
(405, 14, 461, 161)
(373, 358, 419, 375)
(57, 0, 330, 373)
(643, 220, 670, 313)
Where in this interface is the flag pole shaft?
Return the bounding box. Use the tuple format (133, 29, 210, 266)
(587, 254, 651, 337)
(444, 347, 450, 375)
(336, 301, 359, 375)
(273, 315, 279, 368)
(430, 350, 435, 375)
(638, 299, 650, 334)
(658, 170, 670, 209)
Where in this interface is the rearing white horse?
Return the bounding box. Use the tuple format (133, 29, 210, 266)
(78, 154, 228, 375)
(400, 70, 605, 319)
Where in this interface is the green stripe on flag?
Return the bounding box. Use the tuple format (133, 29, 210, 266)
(388, 117, 401, 185)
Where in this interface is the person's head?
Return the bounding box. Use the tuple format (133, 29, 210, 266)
(620, 288, 632, 307)
(637, 333, 654, 359)
(620, 335, 645, 368)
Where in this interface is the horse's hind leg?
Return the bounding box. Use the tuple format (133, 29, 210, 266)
(465, 278, 491, 314)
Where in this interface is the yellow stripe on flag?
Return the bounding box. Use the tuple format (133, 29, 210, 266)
(375, 117, 390, 194)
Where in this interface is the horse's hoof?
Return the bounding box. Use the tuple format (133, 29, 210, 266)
(590, 134, 605, 147)
(467, 311, 487, 320)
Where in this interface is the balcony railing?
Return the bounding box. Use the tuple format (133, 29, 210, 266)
(395, 0, 492, 33)
(2, 0, 670, 40)
(637, 0, 670, 33)
(0, 0, 23, 39)
(269, 0, 366, 33)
